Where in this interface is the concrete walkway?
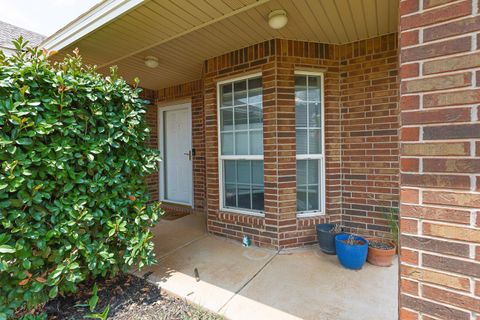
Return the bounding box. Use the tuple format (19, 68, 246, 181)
(134, 214, 398, 320)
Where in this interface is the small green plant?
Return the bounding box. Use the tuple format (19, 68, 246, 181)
(74, 283, 108, 319)
(88, 284, 99, 312)
(0, 38, 162, 318)
(383, 207, 399, 244)
(19, 314, 47, 320)
(84, 305, 110, 320)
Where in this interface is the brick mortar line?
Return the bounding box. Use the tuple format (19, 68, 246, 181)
(402, 236, 478, 251)
(402, 268, 478, 301)
(401, 106, 479, 113)
(401, 288, 477, 311)
(400, 39, 479, 64)
(417, 281, 480, 299)
(400, 9, 477, 32)
(400, 87, 480, 97)
(414, 219, 480, 232)
(402, 69, 477, 81)
(401, 0, 466, 18)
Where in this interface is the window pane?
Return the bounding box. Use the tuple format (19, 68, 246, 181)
(220, 108, 233, 131)
(235, 131, 248, 155)
(296, 102, 307, 127)
(296, 129, 307, 154)
(234, 106, 248, 130)
(307, 185, 319, 211)
(308, 76, 321, 102)
(234, 81, 247, 105)
(251, 160, 264, 186)
(224, 160, 236, 183)
(219, 76, 264, 214)
(297, 160, 307, 185)
(252, 186, 264, 211)
(295, 75, 307, 103)
(307, 160, 319, 185)
(248, 78, 262, 104)
(250, 130, 263, 155)
(249, 104, 262, 129)
(249, 77, 262, 90)
(309, 129, 321, 154)
(237, 185, 251, 209)
(222, 160, 264, 212)
(221, 83, 233, 107)
(237, 160, 250, 184)
(309, 102, 321, 128)
(297, 185, 307, 212)
(221, 133, 233, 155)
(225, 183, 236, 207)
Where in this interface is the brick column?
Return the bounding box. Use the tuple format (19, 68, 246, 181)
(399, 0, 480, 319)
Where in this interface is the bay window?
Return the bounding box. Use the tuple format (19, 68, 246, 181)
(218, 75, 264, 214)
(295, 72, 325, 215)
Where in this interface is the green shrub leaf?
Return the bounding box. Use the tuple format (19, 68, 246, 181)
(0, 245, 15, 253)
(0, 40, 162, 316)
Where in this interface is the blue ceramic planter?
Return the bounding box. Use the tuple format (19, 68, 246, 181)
(335, 234, 368, 270)
(316, 223, 340, 255)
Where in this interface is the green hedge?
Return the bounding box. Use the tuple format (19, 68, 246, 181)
(0, 39, 162, 318)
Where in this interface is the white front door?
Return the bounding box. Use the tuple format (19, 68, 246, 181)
(160, 103, 193, 206)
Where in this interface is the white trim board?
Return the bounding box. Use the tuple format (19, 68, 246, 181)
(41, 0, 145, 51)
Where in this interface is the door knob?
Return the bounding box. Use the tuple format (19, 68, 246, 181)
(184, 150, 192, 160)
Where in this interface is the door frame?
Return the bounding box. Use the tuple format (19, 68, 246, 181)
(158, 99, 193, 207)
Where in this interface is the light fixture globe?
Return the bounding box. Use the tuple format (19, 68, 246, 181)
(268, 9, 288, 29)
(144, 56, 159, 68)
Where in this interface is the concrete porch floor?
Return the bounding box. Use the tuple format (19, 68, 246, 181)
(134, 214, 398, 320)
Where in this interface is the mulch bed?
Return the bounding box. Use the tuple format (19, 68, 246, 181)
(36, 274, 222, 320)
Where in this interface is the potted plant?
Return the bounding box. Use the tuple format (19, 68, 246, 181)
(365, 207, 399, 267)
(365, 238, 396, 267)
(316, 223, 342, 254)
(335, 233, 368, 270)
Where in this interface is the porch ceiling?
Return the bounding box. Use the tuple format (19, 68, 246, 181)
(49, 0, 399, 89)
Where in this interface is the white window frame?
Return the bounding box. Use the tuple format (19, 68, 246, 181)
(295, 70, 326, 217)
(217, 73, 264, 217)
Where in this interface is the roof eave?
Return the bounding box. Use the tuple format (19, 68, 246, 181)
(40, 0, 145, 51)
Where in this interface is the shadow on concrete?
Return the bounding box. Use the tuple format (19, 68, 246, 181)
(133, 213, 398, 320)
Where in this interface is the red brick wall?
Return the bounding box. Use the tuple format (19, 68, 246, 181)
(274, 40, 343, 247)
(340, 34, 400, 238)
(203, 40, 279, 247)
(203, 39, 344, 248)
(399, 0, 480, 319)
(145, 35, 401, 248)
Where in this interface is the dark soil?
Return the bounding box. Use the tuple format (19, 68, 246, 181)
(39, 274, 222, 320)
(341, 239, 365, 246)
(369, 240, 395, 250)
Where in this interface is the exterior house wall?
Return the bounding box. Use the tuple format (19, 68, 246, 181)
(340, 34, 400, 237)
(146, 34, 401, 248)
(202, 39, 343, 248)
(398, 0, 480, 319)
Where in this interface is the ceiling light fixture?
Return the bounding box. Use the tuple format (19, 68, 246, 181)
(144, 56, 159, 68)
(268, 9, 288, 29)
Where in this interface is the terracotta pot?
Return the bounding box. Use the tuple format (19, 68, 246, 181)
(365, 237, 396, 267)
